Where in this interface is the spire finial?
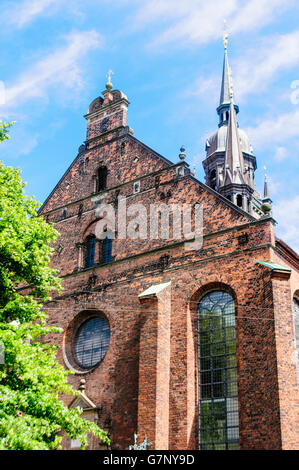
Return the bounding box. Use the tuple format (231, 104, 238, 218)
(219, 21, 237, 111)
(263, 166, 269, 198)
(179, 145, 186, 161)
(106, 69, 114, 91)
(262, 165, 272, 213)
(223, 19, 228, 50)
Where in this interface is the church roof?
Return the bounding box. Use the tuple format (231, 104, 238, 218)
(206, 125, 254, 157)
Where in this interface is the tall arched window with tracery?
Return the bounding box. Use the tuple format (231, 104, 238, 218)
(293, 296, 299, 385)
(198, 290, 239, 450)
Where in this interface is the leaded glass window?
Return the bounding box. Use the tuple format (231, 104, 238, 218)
(198, 291, 239, 450)
(102, 237, 112, 264)
(75, 317, 110, 368)
(85, 236, 95, 268)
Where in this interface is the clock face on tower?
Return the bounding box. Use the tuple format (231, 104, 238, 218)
(99, 117, 109, 134)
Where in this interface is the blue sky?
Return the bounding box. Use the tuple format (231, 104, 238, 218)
(0, 0, 299, 251)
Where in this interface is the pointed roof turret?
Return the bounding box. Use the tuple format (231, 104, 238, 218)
(219, 33, 231, 107)
(217, 32, 239, 123)
(261, 170, 272, 214)
(203, 32, 262, 217)
(263, 170, 269, 199)
(223, 71, 245, 186)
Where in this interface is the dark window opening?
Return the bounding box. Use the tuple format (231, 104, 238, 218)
(99, 117, 109, 133)
(226, 111, 229, 121)
(210, 169, 217, 191)
(97, 167, 108, 192)
(78, 203, 83, 219)
(236, 195, 243, 208)
(120, 142, 126, 156)
(85, 236, 96, 268)
(226, 195, 232, 201)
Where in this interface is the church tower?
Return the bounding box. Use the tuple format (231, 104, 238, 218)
(202, 33, 265, 218)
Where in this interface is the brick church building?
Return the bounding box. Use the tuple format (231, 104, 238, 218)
(40, 39, 299, 450)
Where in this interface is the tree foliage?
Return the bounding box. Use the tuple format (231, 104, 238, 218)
(0, 122, 110, 449)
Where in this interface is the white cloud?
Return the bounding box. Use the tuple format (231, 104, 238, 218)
(229, 0, 291, 35)
(245, 109, 299, 148)
(3, 0, 62, 28)
(234, 30, 299, 100)
(0, 30, 102, 110)
(266, 175, 281, 196)
(186, 75, 219, 103)
(1, 125, 39, 158)
(144, 0, 237, 46)
(124, 0, 295, 47)
(274, 195, 299, 253)
(274, 146, 288, 162)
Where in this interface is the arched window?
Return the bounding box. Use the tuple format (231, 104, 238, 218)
(85, 236, 96, 268)
(97, 166, 107, 192)
(198, 290, 239, 450)
(293, 297, 299, 384)
(101, 236, 112, 264)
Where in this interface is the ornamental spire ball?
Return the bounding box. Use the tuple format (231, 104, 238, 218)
(106, 69, 114, 91)
(179, 145, 186, 161)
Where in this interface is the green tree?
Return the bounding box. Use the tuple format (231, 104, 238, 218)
(0, 122, 110, 449)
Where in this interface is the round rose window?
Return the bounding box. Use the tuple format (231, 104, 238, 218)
(74, 317, 110, 368)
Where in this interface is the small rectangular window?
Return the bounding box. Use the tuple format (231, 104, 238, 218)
(97, 167, 108, 192)
(133, 181, 140, 194)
